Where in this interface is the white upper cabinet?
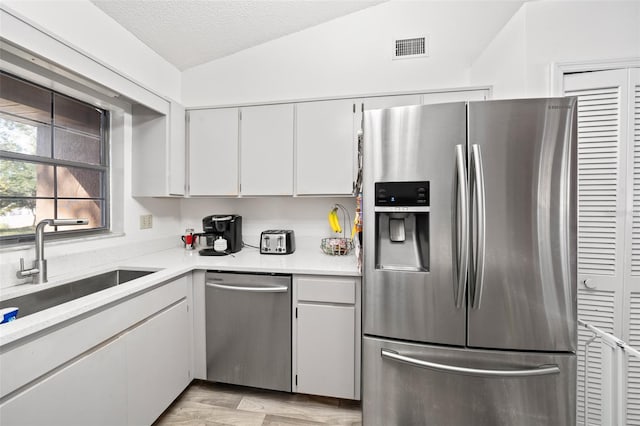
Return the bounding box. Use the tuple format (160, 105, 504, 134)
(240, 104, 294, 196)
(296, 99, 357, 195)
(132, 100, 186, 197)
(188, 108, 239, 196)
(184, 88, 490, 198)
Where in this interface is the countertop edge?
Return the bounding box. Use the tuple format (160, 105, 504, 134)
(0, 245, 360, 348)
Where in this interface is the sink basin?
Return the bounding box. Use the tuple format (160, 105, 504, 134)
(0, 269, 156, 320)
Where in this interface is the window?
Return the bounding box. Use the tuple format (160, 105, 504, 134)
(0, 71, 109, 242)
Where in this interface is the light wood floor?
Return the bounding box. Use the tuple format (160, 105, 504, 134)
(153, 380, 362, 426)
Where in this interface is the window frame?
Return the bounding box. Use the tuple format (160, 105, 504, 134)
(0, 71, 110, 245)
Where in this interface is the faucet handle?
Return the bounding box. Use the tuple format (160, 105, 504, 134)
(17, 258, 39, 279)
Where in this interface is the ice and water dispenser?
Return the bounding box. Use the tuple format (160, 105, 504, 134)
(374, 181, 430, 272)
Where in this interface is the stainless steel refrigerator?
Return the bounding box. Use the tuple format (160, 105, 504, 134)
(362, 98, 578, 425)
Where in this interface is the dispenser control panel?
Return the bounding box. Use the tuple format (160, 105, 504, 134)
(375, 181, 430, 206)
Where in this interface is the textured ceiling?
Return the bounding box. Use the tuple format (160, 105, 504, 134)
(91, 0, 386, 71)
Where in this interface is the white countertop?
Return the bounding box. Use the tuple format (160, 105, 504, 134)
(0, 237, 360, 347)
(124, 238, 360, 276)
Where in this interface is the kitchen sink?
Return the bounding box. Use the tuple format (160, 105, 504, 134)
(0, 269, 157, 320)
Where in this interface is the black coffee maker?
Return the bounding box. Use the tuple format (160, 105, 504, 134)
(199, 215, 242, 256)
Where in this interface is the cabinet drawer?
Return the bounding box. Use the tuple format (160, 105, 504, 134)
(297, 276, 355, 304)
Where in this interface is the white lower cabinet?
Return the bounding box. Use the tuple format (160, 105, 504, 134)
(0, 270, 364, 424)
(0, 336, 129, 426)
(297, 303, 355, 399)
(0, 276, 191, 426)
(293, 275, 361, 400)
(126, 300, 191, 426)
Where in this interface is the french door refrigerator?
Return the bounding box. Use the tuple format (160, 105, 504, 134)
(362, 98, 578, 426)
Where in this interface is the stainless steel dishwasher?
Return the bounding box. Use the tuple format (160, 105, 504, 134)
(205, 271, 291, 392)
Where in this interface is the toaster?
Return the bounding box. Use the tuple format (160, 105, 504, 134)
(260, 230, 295, 255)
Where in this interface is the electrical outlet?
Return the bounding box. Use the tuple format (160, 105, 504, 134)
(139, 214, 153, 229)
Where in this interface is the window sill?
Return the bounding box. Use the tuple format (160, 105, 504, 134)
(0, 231, 126, 253)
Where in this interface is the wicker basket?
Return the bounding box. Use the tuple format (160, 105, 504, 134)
(321, 238, 354, 256)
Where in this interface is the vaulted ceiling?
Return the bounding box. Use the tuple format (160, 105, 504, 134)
(91, 0, 386, 71)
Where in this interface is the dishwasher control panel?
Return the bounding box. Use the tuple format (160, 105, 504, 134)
(260, 230, 295, 255)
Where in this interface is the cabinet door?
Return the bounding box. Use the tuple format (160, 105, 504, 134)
(0, 337, 128, 426)
(296, 99, 356, 195)
(296, 303, 355, 399)
(126, 299, 191, 426)
(240, 104, 294, 195)
(188, 108, 239, 196)
(169, 101, 186, 195)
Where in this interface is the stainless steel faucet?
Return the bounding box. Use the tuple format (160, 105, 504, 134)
(17, 218, 89, 284)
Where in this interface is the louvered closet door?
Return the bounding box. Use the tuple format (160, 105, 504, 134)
(624, 68, 640, 426)
(565, 68, 630, 426)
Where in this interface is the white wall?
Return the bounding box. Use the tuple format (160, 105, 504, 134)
(467, 7, 527, 100)
(470, 1, 640, 98)
(0, 1, 183, 287)
(0, 0, 185, 250)
(178, 1, 523, 252)
(182, 1, 523, 107)
(4, 0, 636, 286)
(0, 110, 182, 289)
(180, 198, 356, 244)
(0, 0, 181, 102)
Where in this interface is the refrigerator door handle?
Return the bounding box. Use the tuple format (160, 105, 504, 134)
(470, 144, 486, 309)
(381, 349, 560, 377)
(454, 144, 470, 309)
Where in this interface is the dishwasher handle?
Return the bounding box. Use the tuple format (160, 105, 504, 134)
(206, 282, 288, 293)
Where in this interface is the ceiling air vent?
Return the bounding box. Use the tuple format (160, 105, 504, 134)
(393, 36, 428, 60)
